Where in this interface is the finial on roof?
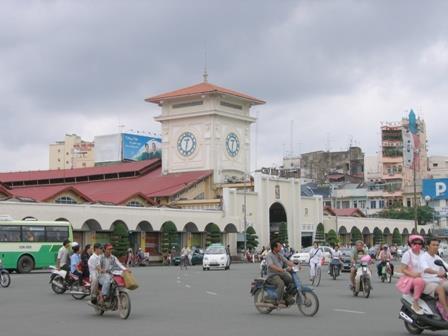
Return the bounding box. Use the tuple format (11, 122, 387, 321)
(203, 42, 208, 82)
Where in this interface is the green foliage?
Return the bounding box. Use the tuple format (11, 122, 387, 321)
(206, 223, 222, 246)
(110, 222, 129, 257)
(161, 221, 178, 253)
(377, 205, 435, 225)
(246, 226, 259, 250)
(325, 229, 338, 247)
(392, 228, 402, 245)
(278, 222, 288, 244)
(351, 227, 362, 244)
(373, 228, 383, 245)
(315, 222, 325, 243)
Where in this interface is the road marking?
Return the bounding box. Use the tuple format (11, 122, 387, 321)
(333, 309, 365, 314)
(185, 284, 191, 288)
(176, 280, 181, 284)
(206, 291, 217, 296)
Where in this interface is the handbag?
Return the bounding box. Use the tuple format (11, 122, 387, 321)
(122, 270, 139, 290)
(396, 252, 414, 294)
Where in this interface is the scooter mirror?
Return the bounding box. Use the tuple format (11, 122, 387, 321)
(435, 259, 445, 267)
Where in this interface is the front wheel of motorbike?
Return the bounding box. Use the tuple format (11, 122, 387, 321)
(332, 267, 337, 280)
(51, 275, 66, 294)
(118, 291, 131, 319)
(362, 277, 371, 298)
(0, 270, 11, 288)
(404, 321, 423, 335)
(253, 289, 273, 314)
(297, 291, 319, 316)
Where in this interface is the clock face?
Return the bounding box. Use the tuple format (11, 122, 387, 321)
(177, 132, 197, 157)
(225, 132, 240, 157)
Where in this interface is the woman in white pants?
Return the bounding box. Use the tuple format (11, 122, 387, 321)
(309, 242, 323, 281)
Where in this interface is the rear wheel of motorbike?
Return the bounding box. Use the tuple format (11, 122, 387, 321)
(388, 272, 392, 283)
(71, 284, 88, 300)
(0, 270, 11, 288)
(381, 274, 385, 283)
(254, 290, 273, 314)
(362, 278, 370, 298)
(118, 292, 131, 319)
(51, 275, 66, 294)
(404, 321, 423, 335)
(297, 291, 319, 317)
(17, 255, 34, 273)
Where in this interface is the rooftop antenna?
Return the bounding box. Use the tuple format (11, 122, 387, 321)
(118, 124, 125, 134)
(203, 42, 208, 83)
(289, 120, 294, 157)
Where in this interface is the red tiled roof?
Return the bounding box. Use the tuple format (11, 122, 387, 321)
(0, 160, 158, 183)
(9, 166, 213, 205)
(146, 81, 265, 105)
(324, 207, 366, 217)
(0, 184, 12, 197)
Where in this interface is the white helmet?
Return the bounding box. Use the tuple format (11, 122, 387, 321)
(71, 242, 79, 248)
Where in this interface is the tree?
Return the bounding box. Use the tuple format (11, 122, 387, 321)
(351, 227, 362, 244)
(246, 226, 259, 251)
(377, 205, 435, 225)
(161, 221, 178, 253)
(325, 229, 338, 247)
(206, 223, 221, 246)
(315, 223, 325, 243)
(110, 222, 129, 258)
(392, 228, 402, 245)
(278, 222, 288, 244)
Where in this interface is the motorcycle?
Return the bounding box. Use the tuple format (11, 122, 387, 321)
(260, 258, 267, 278)
(49, 266, 90, 300)
(380, 259, 392, 283)
(90, 270, 131, 319)
(399, 259, 448, 334)
(0, 258, 11, 288)
(250, 263, 319, 316)
(329, 258, 341, 280)
(353, 255, 372, 298)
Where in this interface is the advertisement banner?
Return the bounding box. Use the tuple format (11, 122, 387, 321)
(122, 133, 161, 161)
(423, 178, 448, 200)
(94, 134, 122, 163)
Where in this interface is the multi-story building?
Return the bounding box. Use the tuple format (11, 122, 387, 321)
(428, 156, 448, 179)
(300, 147, 364, 184)
(49, 134, 95, 170)
(379, 111, 428, 208)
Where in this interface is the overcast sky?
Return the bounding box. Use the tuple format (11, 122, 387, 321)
(1, 0, 448, 172)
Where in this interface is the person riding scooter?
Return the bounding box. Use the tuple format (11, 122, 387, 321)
(98, 243, 128, 302)
(377, 245, 394, 277)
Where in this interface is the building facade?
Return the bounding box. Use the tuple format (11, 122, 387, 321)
(49, 134, 95, 170)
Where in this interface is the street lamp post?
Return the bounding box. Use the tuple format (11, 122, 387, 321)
(413, 148, 419, 232)
(243, 173, 247, 259)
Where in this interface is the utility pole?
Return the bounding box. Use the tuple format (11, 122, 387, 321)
(413, 149, 419, 232)
(243, 173, 247, 260)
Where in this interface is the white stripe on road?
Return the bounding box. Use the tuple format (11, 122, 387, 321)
(206, 291, 217, 296)
(333, 309, 365, 314)
(185, 284, 191, 288)
(176, 280, 181, 284)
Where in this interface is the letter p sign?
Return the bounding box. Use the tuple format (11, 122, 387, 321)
(436, 182, 447, 197)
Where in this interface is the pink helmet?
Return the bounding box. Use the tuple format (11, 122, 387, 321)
(408, 235, 424, 246)
(360, 255, 371, 263)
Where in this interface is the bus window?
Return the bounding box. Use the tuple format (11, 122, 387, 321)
(45, 226, 69, 242)
(0, 226, 21, 242)
(22, 226, 45, 242)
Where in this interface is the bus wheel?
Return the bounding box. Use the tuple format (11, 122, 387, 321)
(17, 255, 34, 273)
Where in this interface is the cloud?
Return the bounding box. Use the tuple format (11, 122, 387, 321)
(1, 0, 447, 172)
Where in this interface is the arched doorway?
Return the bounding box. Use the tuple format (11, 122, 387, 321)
(402, 228, 410, 245)
(135, 221, 154, 255)
(205, 223, 222, 247)
(383, 227, 391, 245)
(362, 227, 371, 246)
(269, 202, 287, 244)
(373, 227, 383, 245)
(338, 226, 348, 245)
(182, 222, 200, 249)
(80, 219, 102, 246)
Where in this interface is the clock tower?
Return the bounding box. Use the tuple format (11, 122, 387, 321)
(145, 78, 265, 183)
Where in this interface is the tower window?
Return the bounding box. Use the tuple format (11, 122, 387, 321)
(220, 101, 242, 110)
(172, 101, 203, 109)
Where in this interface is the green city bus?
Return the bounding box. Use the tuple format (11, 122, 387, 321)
(0, 218, 73, 273)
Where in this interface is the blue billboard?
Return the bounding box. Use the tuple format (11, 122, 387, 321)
(423, 178, 448, 200)
(122, 133, 161, 161)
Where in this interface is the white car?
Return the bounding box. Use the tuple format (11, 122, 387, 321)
(291, 246, 333, 264)
(202, 244, 230, 271)
(439, 244, 448, 257)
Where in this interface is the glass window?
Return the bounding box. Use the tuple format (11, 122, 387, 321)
(45, 226, 69, 242)
(0, 226, 21, 242)
(342, 201, 350, 208)
(305, 208, 309, 216)
(55, 196, 77, 204)
(359, 200, 366, 208)
(370, 200, 376, 209)
(379, 200, 385, 208)
(127, 201, 144, 207)
(22, 226, 45, 242)
(353, 200, 358, 208)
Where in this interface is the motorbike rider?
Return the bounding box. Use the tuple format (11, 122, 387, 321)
(422, 238, 448, 319)
(350, 240, 368, 290)
(70, 242, 83, 286)
(376, 245, 394, 277)
(88, 243, 103, 304)
(265, 240, 296, 306)
(400, 235, 426, 315)
(330, 244, 343, 274)
(56, 239, 71, 277)
(309, 241, 323, 282)
(80, 244, 92, 279)
(98, 243, 128, 302)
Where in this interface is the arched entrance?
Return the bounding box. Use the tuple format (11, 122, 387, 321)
(402, 228, 410, 245)
(205, 223, 222, 247)
(79, 219, 103, 246)
(134, 221, 154, 254)
(338, 226, 348, 245)
(362, 227, 371, 246)
(269, 202, 287, 244)
(383, 228, 391, 245)
(373, 227, 383, 245)
(223, 223, 238, 256)
(182, 222, 200, 249)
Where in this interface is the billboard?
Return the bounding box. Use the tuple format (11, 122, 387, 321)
(122, 133, 161, 161)
(94, 134, 122, 163)
(423, 178, 448, 200)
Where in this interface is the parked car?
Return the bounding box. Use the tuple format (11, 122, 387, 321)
(397, 245, 408, 258)
(439, 244, 448, 257)
(291, 246, 332, 264)
(203, 244, 230, 270)
(190, 249, 204, 265)
(340, 248, 353, 272)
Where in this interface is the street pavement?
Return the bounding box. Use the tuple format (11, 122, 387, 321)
(0, 263, 437, 336)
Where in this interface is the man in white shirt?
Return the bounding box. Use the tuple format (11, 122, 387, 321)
(88, 243, 103, 304)
(309, 242, 323, 281)
(422, 238, 448, 319)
